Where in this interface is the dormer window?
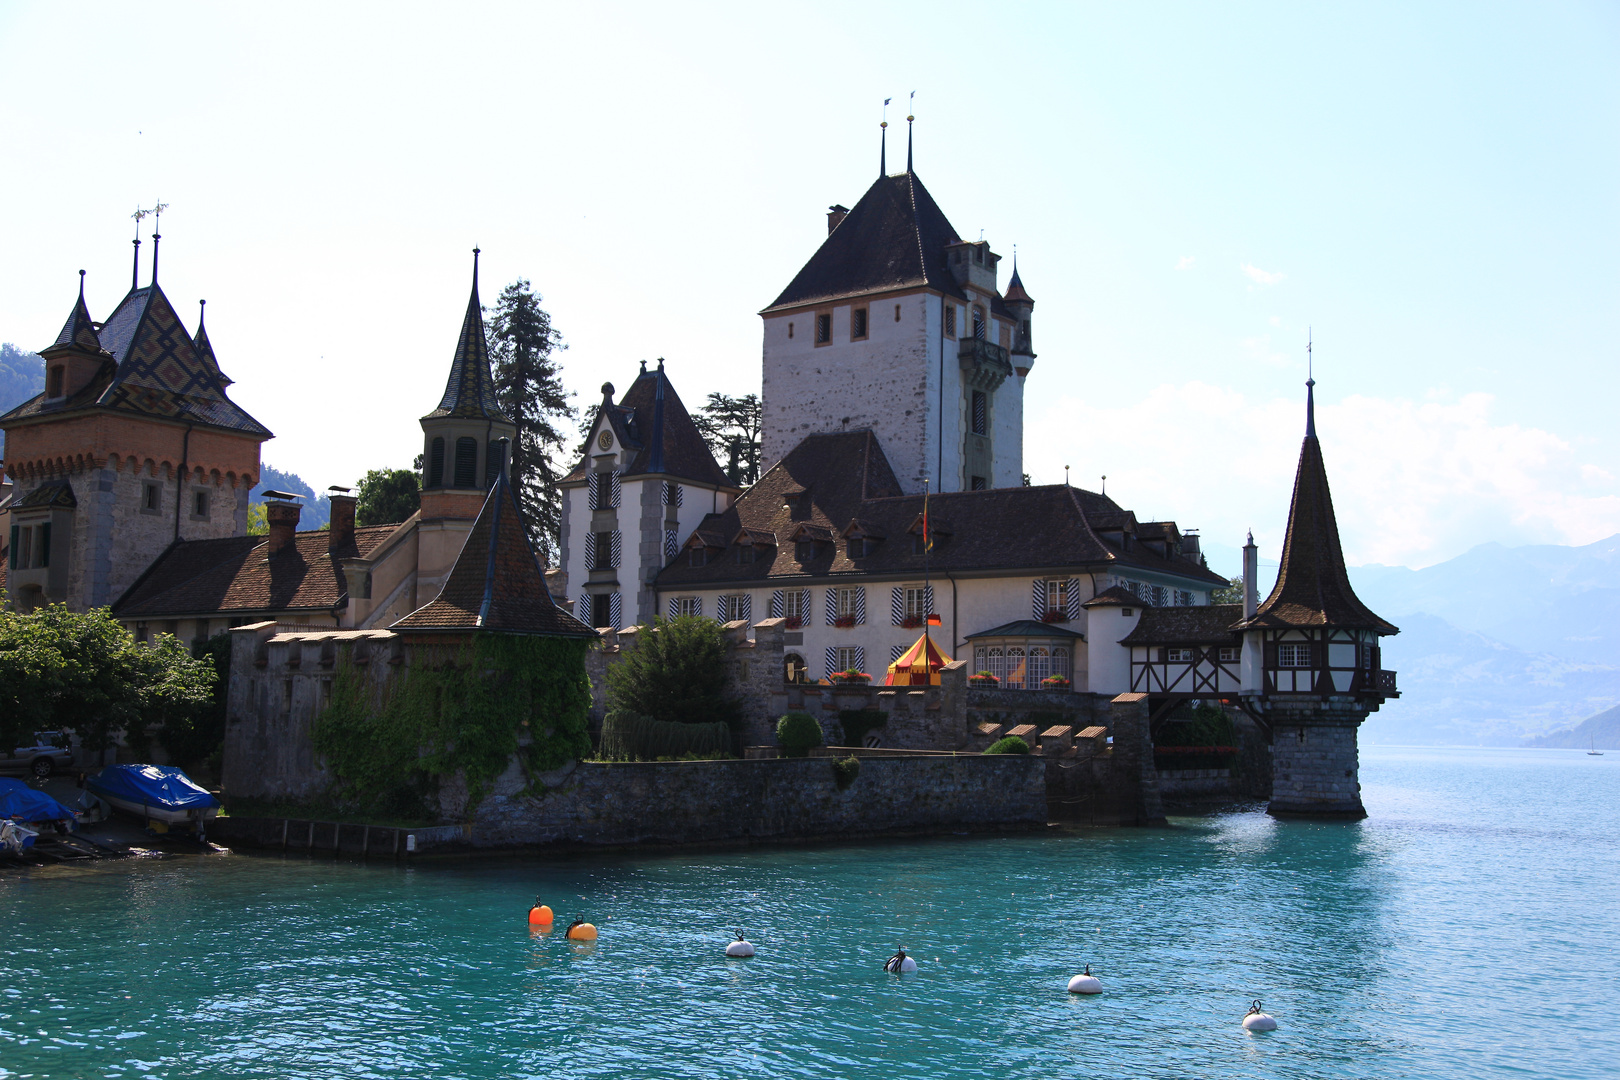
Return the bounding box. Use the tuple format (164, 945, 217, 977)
(738, 545, 756, 564)
(796, 540, 817, 561)
(47, 366, 63, 398)
(689, 547, 707, 567)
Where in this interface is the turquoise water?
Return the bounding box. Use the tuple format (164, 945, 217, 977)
(2, 746, 1616, 1079)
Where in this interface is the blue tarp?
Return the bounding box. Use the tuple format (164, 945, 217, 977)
(0, 777, 77, 822)
(87, 765, 220, 811)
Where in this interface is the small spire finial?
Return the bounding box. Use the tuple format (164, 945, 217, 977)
(880, 97, 890, 176)
(78, 269, 86, 299)
(1305, 328, 1317, 438)
(639, 359, 647, 374)
(1101, 474, 1107, 495)
(149, 201, 169, 284)
(1064, 464, 1070, 487)
(198, 298, 207, 329)
(906, 91, 915, 173)
(657, 356, 665, 370)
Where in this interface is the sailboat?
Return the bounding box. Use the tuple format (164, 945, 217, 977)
(1590, 734, 1604, 757)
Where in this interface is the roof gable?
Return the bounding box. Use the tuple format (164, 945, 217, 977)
(563, 364, 732, 489)
(766, 172, 965, 311)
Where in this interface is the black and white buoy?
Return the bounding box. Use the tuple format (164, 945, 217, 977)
(1067, 964, 1102, 994)
(725, 931, 755, 958)
(884, 948, 917, 974)
(1242, 1000, 1278, 1032)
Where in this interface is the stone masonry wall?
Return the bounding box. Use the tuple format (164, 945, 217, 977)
(1264, 699, 1367, 818)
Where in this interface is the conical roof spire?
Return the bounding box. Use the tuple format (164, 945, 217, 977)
(423, 247, 510, 422)
(45, 270, 103, 354)
(192, 299, 232, 387)
(1004, 254, 1034, 305)
(1240, 380, 1396, 633)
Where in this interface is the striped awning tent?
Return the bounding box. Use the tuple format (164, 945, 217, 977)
(884, 631, 953, 686)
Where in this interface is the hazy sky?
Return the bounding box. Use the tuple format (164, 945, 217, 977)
(2, 2, 1615, 572)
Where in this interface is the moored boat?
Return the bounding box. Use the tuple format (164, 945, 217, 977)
(85, 765, 220, 836)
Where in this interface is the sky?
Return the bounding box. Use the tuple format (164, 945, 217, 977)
(1, 2, 1615, 573)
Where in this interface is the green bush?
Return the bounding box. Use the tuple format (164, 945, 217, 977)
(832, 754, 861, 790)
(985, 735, 1031, 755)
(599, 709, 733, 761)
(606, 615, 741, 729)
(776, 711, 823, 758)
(838, 708, 886, 747)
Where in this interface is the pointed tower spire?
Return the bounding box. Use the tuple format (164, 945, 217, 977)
(130, 205, 149, 290)
(422, 246, 508, 423)
(1305, 329, 1316, 437)
(45, 271, 103, 356)
(149, 201, 169, 285)
(906, 92, 915, 173)
(880, 98, 889, 177)
(192, 299, 231, 387)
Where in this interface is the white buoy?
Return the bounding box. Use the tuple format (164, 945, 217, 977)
(725, 932, 755, 958)
(884, 949, 918, 974)
(1242, 1000, 1278, 1032)
(1067, 964, 1102, 994)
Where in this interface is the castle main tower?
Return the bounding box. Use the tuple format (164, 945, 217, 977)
(759, 136, 1034, 494)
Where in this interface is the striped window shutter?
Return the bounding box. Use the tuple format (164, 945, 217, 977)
(738, 594, 752, 623)
(825, 587, 838, 625)
(825, 647, 839, 679)
(667, 596, 679, 619)
(1065, 579, 1082, 620)
(853, 646, 865, 673)
(1032, 579, 1047, 618)
(577, 594, 589, 621)
(693, 595, 702, 617)
(588, 472, 600, 509)
(770, 589, 784, 618)
(925, 584, 934, 616)
(610, 470, 622, 507)
(609, 592, 622, 628)
(891, 644, 906, 663)
(891, 587, 905, 625)
(584, 532, 597, 568)
(664, 530, 678, 562)
(610, 530, 622, 568)
(853, 587, 866, 625)
(662, 481, 683, 507)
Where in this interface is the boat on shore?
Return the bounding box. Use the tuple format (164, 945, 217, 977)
(85, 765, 220, 836)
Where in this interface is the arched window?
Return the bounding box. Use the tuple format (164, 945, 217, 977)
(784, 653, 808, 684)
(1028, 647, 1050, 687)
(454, 437, 478, 487)
(987, 646, 1005, 685)
(428, 437, 445, 488)
(1052, 648, 1070, 680)
(485, 439, 508, 488)
(1005, 647, 1027, 689)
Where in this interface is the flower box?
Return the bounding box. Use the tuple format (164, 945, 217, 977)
(832, 670, 870, 685)
(1039, 609, 1070, 624)
(968, 672, 999, 687)
(782, 616, 803, 630)
(1041, 676, 1071, 691)
(833, 614, 858, 629)
(900, 614, 924, 629)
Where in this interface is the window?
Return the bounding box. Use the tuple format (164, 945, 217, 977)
(1052, 648, 1070, 680)
(738, 545, 756, 564)
(787, 321, 794, 339)
(1362, 643, 1375, 670)
(689, 547, 707, 568)
(1004, 647, 1027, 689)
(905, 586, 929, 619)
(1028, 647, 1050, 685)
(973, 246, 984, 265)
(782, 590, 808, 624)
(848, 537, 873, 558)
(971, 391, 987, 436)
(851, 307, 868, 340)
(973, 306, 986, 339)
(718, 594, 750, 622)
(486, 439, 508, 488)
(784, 653, 808, 684)
(796, 540, 817, 561)
(944, 305, 956, 337)
(142, 482, 161, 514)
(815, 313, 832, 344)
(454, 437, 478, 487)
(1166, 648, 1194, 663)
(1278, 643, 1312, 668)
(1045, 579, 1070, 614)
(894, 303, 901, 322)
(1219, 646, 1240, 662)
(191, 489, 210, 519)
(1175, 590, 1194, 607)
(590, 594, 612, 628)
(970, 476, 987, 491)
(834, 646, 863, 674)
(47, 366, 63, 398)
(677, 596, 701, 617)
(835, 587, 861, 621)
(428, 437, 445, 487)
(594, 532, 614, 569)
(662, 481, 683, 507)
(1021, 319, 1031, 337)
(16, 525, 31, 569)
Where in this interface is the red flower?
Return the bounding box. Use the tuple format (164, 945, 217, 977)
(1039, 609, 1069, 624)
(833, 614, 857, 628)
(900, 615, 923, 629)
(783, 616, 803, 630)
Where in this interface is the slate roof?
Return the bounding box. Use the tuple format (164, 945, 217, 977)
(1083, 585, 1139, 608)
(45, 279, 105, 355)
(654, 431, 1227, 589)
(1121, 604, 1245, 645)
(1003, 265, 1034, 306)
(421, 256, 510, 423)
(562, 362, 733, 489)
(113, 525, 399, 619)
(191, 306, 231, 387)
(964, 619, 1085, 641)
(391, 472, 594, 636)
(765, 172, 968, 312)
(1, 282, 270, 438)
(1236, 385, 1397, 634)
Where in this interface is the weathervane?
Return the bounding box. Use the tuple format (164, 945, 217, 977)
(880, 97, 891, 176)
(150, 200, 170, 283)
(130, 205, 150, 289)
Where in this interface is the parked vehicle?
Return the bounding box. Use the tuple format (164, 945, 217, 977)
(0, 732, 74, 779)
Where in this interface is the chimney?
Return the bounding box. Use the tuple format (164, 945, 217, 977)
(327, 487, 357, 551)
(1242, 530, 1259, 619)
(262, 490, 303, 556)
(827, 204, 849, 234)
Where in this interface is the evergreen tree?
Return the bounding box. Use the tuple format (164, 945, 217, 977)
(355, 468, 421, 526)
(487, 279, 573, 562)
(693, 392, 763, 487)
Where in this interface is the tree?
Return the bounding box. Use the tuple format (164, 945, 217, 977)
(487, 279, 574, 563)
(0, 601, 215, 757)
(693, 393, 763, 487)
(1212, 576, 1244, 605)
(605, 615, 741, 729)
(356, 468, 421, 526)
(246, 503, 267, 535)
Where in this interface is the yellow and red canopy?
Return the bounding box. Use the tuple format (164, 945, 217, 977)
(884, 631, 954, 686)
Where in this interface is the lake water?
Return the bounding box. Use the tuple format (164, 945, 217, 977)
(2, 746, 1616, 1079)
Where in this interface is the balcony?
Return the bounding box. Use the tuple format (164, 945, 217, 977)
(1377, 669, 1399, 696)
(958, 337, 1013, 391)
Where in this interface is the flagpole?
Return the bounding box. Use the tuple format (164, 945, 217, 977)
(922, 479, 931, 650)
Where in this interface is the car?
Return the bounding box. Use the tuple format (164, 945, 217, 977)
(0, 732, 75, 779)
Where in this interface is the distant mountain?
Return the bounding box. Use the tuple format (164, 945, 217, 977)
(0, 343, 46, 460)
(1363, 613, 1620, 746)
(1527, 703, 1620, 751)
(249, 464, 331, 530)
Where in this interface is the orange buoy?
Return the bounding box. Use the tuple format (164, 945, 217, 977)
(565, 919, 598, 941)
(528, 903, 554, 926)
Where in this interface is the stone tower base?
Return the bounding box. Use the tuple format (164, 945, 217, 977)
(1262, 699, 1369, 819)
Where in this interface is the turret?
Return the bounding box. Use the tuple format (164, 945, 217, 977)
(1004, 260, 1035, 376)
(39, 271, 110, 403)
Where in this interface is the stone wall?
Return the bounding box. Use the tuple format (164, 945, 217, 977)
(1265, 699, 1367, 818)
